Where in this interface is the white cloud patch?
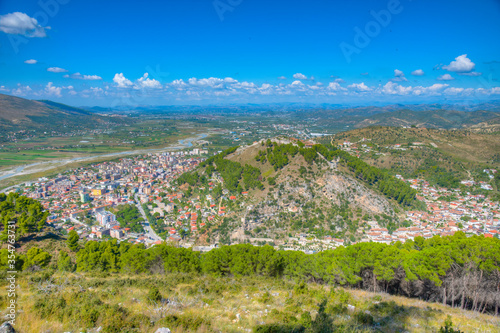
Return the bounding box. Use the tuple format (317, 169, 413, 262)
(411, 69, 424, 76)
(45, 82, 62, 97)
(64, 72, 102, 80)
(278, 76, 287, 80)
(24, 59, 37, 64)
(347, 82, 371, 92)
(437, 74, 455, 81)
(113, 73, 133, 88)
(382, 82, 412, 95)
(293, 73, 308, 80)
(0, 12, 49, 38)
(327, 82, 347, 92)
(47, 67, 68, 73)
(11, 84, 32, 96)
(392, 69, 408, 82)
(136, 73, 162, 89)
(442, 54, 476, 73)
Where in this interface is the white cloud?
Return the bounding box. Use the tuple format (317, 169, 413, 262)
(11, 84, 32, 96)
(411, 69, 424, 76)
(171, 79, 187, 89)
(113, 73, 133, 88)
(442, 54, 475, 73)
(443, 87, 464, 95)
(136, 73, 162, 89)
(293, 73, 308, 80)
(411, 83, 449, 95)
(334, 78, 345, 83)
(392, 69, 408, 82)
(327, 82, 347, 91)
(291, 80, 305, 86)
(45, 82, 62, 97)
(347, 82, 371, 91)
(278, 76, 287, 80)
(382, 82, 412, 95)
(64, 72, 102, 80)
(24, 59, 37, 64)
(437, 74, 455, 81)
(0, 12, 49, 38)
(47, 67, 68, 73)
(188, 77, 224, 88)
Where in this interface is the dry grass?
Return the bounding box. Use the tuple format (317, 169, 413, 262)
(4, 272, 499, 333)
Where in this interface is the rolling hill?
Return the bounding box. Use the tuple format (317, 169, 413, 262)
(0, 93, 125, 131)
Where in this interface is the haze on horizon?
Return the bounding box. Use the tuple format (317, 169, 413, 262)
(0, 0, 499, 107)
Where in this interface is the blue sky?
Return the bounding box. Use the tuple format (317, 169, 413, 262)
(0, 0, 499, 106)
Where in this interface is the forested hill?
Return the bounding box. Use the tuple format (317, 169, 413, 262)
(176, 139, 420, 243)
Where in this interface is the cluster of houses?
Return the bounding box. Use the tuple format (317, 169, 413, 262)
(17, 150, 207, 247)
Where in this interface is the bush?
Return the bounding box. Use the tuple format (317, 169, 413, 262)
(355, 311, 374, 325)
(253, 323, 305, 333)
(146, 286, 162, 304)
(157, 314, 212, 331)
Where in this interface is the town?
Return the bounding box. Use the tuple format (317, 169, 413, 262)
(4, 136, 499, 254)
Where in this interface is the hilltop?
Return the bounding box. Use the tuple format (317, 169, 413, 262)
(177, 139, 419, 246)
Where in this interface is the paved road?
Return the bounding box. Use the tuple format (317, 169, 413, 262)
(135, 194, 163, 241)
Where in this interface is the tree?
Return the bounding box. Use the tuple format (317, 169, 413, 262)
(57, 250, 74, 272)
(67, 230, 79, 251)
(22, 247, 51, 271)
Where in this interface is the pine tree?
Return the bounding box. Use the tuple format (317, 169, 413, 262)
(67, 230, 79, 252)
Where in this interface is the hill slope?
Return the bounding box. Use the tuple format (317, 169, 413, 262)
(178, 139, 419, 246)
(0, 93, 123, 131)
(322, 127, 500, 194)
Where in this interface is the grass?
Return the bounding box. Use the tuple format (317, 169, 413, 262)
(5, 272, 499, 333)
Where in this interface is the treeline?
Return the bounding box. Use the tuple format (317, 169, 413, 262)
(329, 149, 417, 206)
(17, 232, 495, 316)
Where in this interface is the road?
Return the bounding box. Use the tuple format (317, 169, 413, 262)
(135, 194, 163, 241)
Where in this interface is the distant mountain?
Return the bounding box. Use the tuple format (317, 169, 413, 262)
(0, 93, 126, 131)
(354, 109, 500, 129)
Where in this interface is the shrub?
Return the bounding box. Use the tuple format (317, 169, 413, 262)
(146, 286, 162, 304)
(253, 323, 305, 333)
(157, 314, 212, 331)
(355, 311, 374, 326)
